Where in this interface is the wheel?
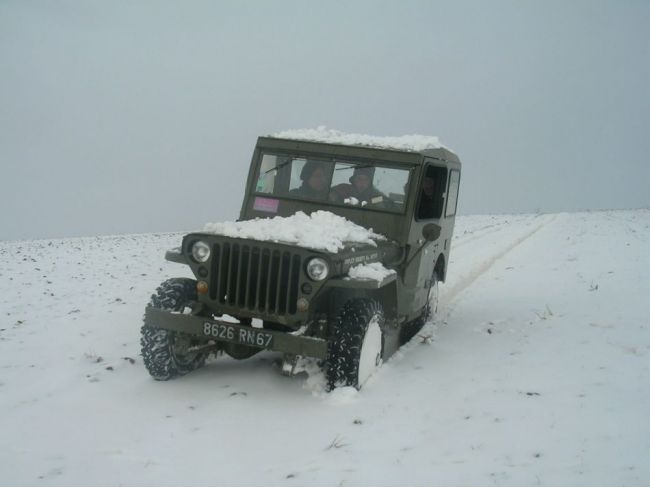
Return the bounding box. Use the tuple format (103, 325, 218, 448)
(326, 298, 385, 390)
(399, 274, 439, 344)
(141, 278, 208, 380)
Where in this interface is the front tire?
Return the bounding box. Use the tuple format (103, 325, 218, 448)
(326, 298, 385, 391)
(141, 278, 208, 380)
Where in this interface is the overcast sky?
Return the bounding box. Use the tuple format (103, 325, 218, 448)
(1, 0, 648, 241)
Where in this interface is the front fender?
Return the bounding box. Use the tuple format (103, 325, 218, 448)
(165, 247, 187, 264)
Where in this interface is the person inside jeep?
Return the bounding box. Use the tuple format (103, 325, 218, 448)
(417, 176, 436, 219)
(289, 160, 330, 199)
(417, 167, 447, 219)
(330, 166, 385, 205)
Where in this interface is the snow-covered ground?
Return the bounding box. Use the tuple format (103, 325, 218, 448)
(1, 210, 648, 486)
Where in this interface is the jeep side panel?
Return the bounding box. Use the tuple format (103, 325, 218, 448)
(399, 155, 461, 321)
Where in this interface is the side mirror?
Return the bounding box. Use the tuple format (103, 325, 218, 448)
(422, 223, 441, 242)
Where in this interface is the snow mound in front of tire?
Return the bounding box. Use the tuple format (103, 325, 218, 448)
(295, 357, 361, 403)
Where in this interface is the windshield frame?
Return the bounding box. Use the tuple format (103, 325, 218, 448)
(251, 151, 413, 215)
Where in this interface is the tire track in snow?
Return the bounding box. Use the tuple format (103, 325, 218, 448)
(452, 214, 539, 251)
(440, 214, 556, 307)
(452, 220, 512, 249)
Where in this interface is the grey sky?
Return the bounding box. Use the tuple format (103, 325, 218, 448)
(1, 0, 648, 241)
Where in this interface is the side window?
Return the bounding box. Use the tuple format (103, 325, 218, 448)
(445, 170, 460, 217)
(416, 166, 447, 220)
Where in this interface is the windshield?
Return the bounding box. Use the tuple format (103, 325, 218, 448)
(254, 153, 410, 213)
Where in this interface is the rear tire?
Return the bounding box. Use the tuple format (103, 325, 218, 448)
(326, 298, 384, 391)
(141, 278, 208, 380)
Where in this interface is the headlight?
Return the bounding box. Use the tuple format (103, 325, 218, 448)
(306, 257, 329, 281)
(191, 241, 211, 263)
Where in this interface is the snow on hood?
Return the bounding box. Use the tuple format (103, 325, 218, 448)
(203, 211, 385, 253)
(271, 126, 445, 152)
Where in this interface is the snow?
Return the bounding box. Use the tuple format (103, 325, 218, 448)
(357, 316, 383, 386)
(348, 262, 396, 281)
(271, 126, 445, 152)
(203, 210, 385, 253)
(1, 210, 650, 486)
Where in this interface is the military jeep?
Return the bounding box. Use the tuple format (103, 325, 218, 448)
(141, 134, 461, 390)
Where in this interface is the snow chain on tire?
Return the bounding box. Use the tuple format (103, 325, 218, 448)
(141, 278, 208, 380)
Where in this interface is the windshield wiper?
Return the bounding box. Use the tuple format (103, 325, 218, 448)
(334, 163, 374, 172)
(264, 158, 292, 174)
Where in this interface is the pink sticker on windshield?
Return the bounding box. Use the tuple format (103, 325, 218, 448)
(253, 197, 279, 213)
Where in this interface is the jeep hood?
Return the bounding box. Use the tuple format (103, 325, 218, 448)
(202, 210, 387, 255)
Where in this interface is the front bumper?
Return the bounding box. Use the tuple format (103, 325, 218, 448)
(144, 307, 328, 359)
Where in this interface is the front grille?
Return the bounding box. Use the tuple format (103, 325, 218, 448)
(209, 242, 302, 315)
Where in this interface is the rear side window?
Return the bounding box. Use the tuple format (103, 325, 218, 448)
(445, 170, 460, 217)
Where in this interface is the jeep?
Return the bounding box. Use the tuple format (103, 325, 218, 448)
(141, 133, 461, 389)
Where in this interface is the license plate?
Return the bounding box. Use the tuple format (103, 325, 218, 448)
(203, 322, 273, 348)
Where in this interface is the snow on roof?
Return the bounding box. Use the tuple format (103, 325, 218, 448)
(203, 211, 385, 253)
(271, 126, 445, 152)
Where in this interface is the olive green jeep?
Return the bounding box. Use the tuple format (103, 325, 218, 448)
(141, 133, 461, 390)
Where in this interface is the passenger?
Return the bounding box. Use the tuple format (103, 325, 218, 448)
(331, 166, 384, 205)
(290, 161, 330, 199)
(417, 176, 436, 219)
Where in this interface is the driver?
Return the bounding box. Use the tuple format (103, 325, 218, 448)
(289, 161, 330, 199)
